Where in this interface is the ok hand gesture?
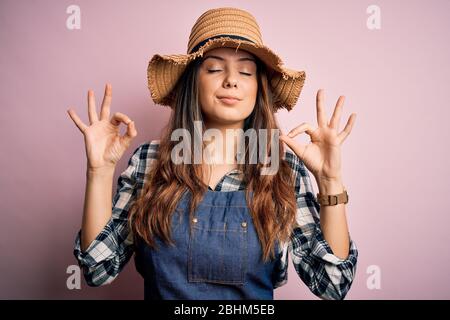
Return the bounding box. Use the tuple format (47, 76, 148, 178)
(67, 83, 138, 171)
(279, 89, 356, 181)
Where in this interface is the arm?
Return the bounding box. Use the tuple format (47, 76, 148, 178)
(315, 175, 350, 260)
(73, 143, 146, 286)
(287, 151, 358, 300)
(81, 166, 115, 252)
(279, 88, 359, 299)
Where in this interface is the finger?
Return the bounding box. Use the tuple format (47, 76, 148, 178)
(121, 120, 138, 145)
(337, 113, 357, 143)
(100, 83, 112, 121)
(87, 89, 99, 124)
(287, 122, 317, 138)
(329, 95, 345, 131)
(279, 134, 307, 161)
(67, 108, 88, 134)
(316, 89, 328, 128)
(119, 120, 137, 148)
(110, 112, 132, 127)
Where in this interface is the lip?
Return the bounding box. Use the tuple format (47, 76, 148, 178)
(218, 96, 241, 105)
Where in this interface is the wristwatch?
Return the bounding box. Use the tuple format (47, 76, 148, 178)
(316, 188, 349, 206)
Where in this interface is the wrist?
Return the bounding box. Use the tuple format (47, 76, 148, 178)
(316, 176, 344, 195)
(86, 166, 116, 179)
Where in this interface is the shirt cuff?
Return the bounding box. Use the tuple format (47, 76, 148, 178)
(73, 217, 119, 268)
(309, 224, 358, 268)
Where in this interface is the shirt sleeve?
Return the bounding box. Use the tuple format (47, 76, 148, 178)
(72, 142, 147, 287)
(286, 150, 359, 300)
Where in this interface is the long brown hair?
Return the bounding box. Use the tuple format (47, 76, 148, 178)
(129, 54, 298, 262)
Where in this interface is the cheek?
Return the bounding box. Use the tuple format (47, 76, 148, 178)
(242, 76, 257, 94)
(244, 80, 258, 106)
(197, 78, 212, 111)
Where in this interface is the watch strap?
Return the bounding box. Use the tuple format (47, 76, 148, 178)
(316, 188, 349, 206)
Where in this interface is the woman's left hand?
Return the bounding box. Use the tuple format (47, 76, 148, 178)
(279, 89, 357, 181)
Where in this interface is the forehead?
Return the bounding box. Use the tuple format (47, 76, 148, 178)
(203, 47, 256, 62)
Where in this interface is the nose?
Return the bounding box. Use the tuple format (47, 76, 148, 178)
(223, 71, 238, 88)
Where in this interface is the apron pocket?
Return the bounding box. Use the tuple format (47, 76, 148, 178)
(188, 218, 248, 285)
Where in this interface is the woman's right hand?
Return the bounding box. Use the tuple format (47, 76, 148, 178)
(67, 83, 138, 171)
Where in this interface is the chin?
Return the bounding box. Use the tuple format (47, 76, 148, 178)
(212, 108, 247, 123)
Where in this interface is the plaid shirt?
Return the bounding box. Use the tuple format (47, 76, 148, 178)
(73, 140, 358, 300)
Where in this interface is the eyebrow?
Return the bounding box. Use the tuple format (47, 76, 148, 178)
(202, 55, 256, 63)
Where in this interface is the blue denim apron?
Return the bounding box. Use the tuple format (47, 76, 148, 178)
(134, 189, 281, 300)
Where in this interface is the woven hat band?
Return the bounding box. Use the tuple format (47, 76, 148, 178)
(188, 34, 256, 54)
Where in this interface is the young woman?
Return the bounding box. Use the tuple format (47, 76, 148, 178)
(67, 7, 358, 300)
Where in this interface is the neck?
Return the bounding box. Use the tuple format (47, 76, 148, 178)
(203, 120, 244, 165)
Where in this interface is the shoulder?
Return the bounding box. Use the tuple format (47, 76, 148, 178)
(283, 147, 307, 178)
(127, 139, 161, 173)
(131, 139, 160, 160)
(282, 148, 316, 200)
(126, 140, 161, 183)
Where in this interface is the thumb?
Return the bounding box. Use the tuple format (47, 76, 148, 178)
(120, 120, 138, 147)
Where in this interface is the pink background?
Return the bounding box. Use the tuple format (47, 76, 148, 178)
(1, 0, 449, 299)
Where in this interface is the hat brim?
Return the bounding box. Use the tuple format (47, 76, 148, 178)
(147, 36, 306, 111)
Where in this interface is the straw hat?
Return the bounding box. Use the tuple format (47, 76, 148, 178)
(147, 7, 306, 112)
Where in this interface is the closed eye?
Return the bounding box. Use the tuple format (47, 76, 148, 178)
(207, 70, 252, 76)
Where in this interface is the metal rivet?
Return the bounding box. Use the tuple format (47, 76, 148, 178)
(193, 218, 198, 223)
(241, 222, 247, 228)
